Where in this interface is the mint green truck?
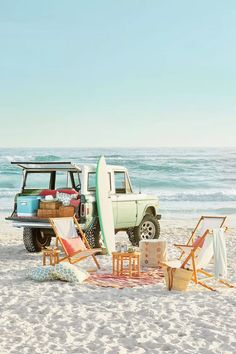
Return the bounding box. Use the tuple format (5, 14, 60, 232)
(6, 162, 161, 252)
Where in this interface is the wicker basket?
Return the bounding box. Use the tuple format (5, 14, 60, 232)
(37, 209, 59, 218)
(58, 206, 75, 217)
(39, 201, 62, 210)
(164, 266, 193, 291)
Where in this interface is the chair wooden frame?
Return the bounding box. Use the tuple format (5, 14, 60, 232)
(163, 226, 234, 291)
(176, 216, 227, 260)
(49, 216, 101, 269)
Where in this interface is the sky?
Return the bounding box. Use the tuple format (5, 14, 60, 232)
(0, 0, 235, 148)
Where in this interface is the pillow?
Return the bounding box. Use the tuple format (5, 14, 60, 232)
(57, 189, 78, 195)
(53, 263, 89, 283)
(60, 237, 86, 256)
(70, 199, 81, 208)
(26, 264, 89, 283)
(26, 266, 56, 282)
(57, 192, 77, 206)
(40, 189, 57, 197)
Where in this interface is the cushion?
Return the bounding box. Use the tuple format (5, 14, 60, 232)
(57, 192, 77, 206)
(40, 189, 78, 198)
(40, 189, 57, 197)
(61, 237, 86, 256)
(53, 263, 89, 283)
(26, 264, 89, 283)
(70, 199, 81, 208)
(26, 266, 56, 282)
(57, 189, 78, 195)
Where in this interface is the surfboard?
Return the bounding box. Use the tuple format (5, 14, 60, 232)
(96, 156, 116, 255)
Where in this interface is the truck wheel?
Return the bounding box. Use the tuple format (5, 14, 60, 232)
(127, 214, 160, 246)
(23, 228, 51, 252)
(85, 217, 101, 248)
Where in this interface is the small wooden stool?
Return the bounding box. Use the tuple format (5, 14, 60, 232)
(42, 248, 60, 266)
(112, 252, 140, 277)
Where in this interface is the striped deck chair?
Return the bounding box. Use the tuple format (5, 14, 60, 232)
(50, 216, 101, 270)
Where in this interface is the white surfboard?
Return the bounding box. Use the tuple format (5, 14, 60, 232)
(96, 156, 116, 255)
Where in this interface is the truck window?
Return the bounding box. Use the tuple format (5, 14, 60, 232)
(88, 172, 111, 191)
(115, 172, 126, 193)
(88, 173, 96, 191)
(71, 172, 81, 192)
(115, 171, 132, 194)
(55, 172, 72, 189)
(24, 172, 51, 189)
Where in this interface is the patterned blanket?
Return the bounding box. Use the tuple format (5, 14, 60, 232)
(86, 268, 164, 289)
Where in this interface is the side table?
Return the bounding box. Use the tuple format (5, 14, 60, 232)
(112, 252, 140, 277)
(42, 248, 60, 266)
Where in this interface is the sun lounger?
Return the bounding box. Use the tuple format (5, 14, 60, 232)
(49, 216, 101, 270)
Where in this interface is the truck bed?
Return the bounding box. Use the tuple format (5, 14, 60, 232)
(6, 215, 50, 223)
(5, 213, 52, 228)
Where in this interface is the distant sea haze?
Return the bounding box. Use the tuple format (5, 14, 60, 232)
(0, 147, 236, 218)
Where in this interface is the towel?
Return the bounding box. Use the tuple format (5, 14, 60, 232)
(213, 228, 227, 279)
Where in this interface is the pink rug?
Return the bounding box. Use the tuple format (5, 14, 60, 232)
(86, 268, 164, 289)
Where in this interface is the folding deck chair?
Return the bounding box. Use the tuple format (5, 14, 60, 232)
(162, 222, 234, 291)
(50, 216, 102, 270)
(175, 216, 227, 260)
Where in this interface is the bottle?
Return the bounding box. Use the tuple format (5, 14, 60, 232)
(116, 242, 121, 252)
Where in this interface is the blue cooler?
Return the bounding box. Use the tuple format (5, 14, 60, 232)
(17, 196, 41, 216)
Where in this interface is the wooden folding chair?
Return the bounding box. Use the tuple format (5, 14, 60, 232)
(176, 216, 227, 260)
(162, 226, 234, 291)
(49, 216, 102, 270)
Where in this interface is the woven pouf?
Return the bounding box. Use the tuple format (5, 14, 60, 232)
(139, 240, 168, 268)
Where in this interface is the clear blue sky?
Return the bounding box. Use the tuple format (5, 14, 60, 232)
(0, 0, 235, 147)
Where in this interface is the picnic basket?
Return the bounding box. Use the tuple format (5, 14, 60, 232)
(164, 266, 193, 291)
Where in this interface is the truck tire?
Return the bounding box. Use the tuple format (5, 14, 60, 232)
(127, 214, 160, 246)
(84, 217, 101, 249)
(23, 228, 51, 252)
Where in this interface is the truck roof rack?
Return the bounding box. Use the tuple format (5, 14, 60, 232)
(11, 161, 81, 172)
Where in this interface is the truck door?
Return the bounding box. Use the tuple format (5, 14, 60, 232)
(114, 171, 137, 228)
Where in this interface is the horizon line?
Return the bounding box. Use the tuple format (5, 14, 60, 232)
(0, 146, 236, 149)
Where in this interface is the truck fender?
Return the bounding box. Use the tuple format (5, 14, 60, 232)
(136, 204, 159, 226)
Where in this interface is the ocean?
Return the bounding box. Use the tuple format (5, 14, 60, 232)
(0, 147, 236, 218)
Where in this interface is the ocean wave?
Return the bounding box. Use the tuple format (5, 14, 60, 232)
(0, 189, 18, 197)
(2, 155, 33, 162)
(0, 148, 236, 214)
(161, 207, 236, 216)
(139, 189, 236, 202)
(0, 181, 19, 188)
(133, 178, 214, 189)
(34, 155, 61, 162)
(0, 207, 12, 211)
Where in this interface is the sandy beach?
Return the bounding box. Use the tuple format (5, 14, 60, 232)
(0, 215, 236, 354)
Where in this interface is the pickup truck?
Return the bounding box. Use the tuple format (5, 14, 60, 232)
(6, 161, 161, 252)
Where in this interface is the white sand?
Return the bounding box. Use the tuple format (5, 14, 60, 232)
(0, 215, 236, 354)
